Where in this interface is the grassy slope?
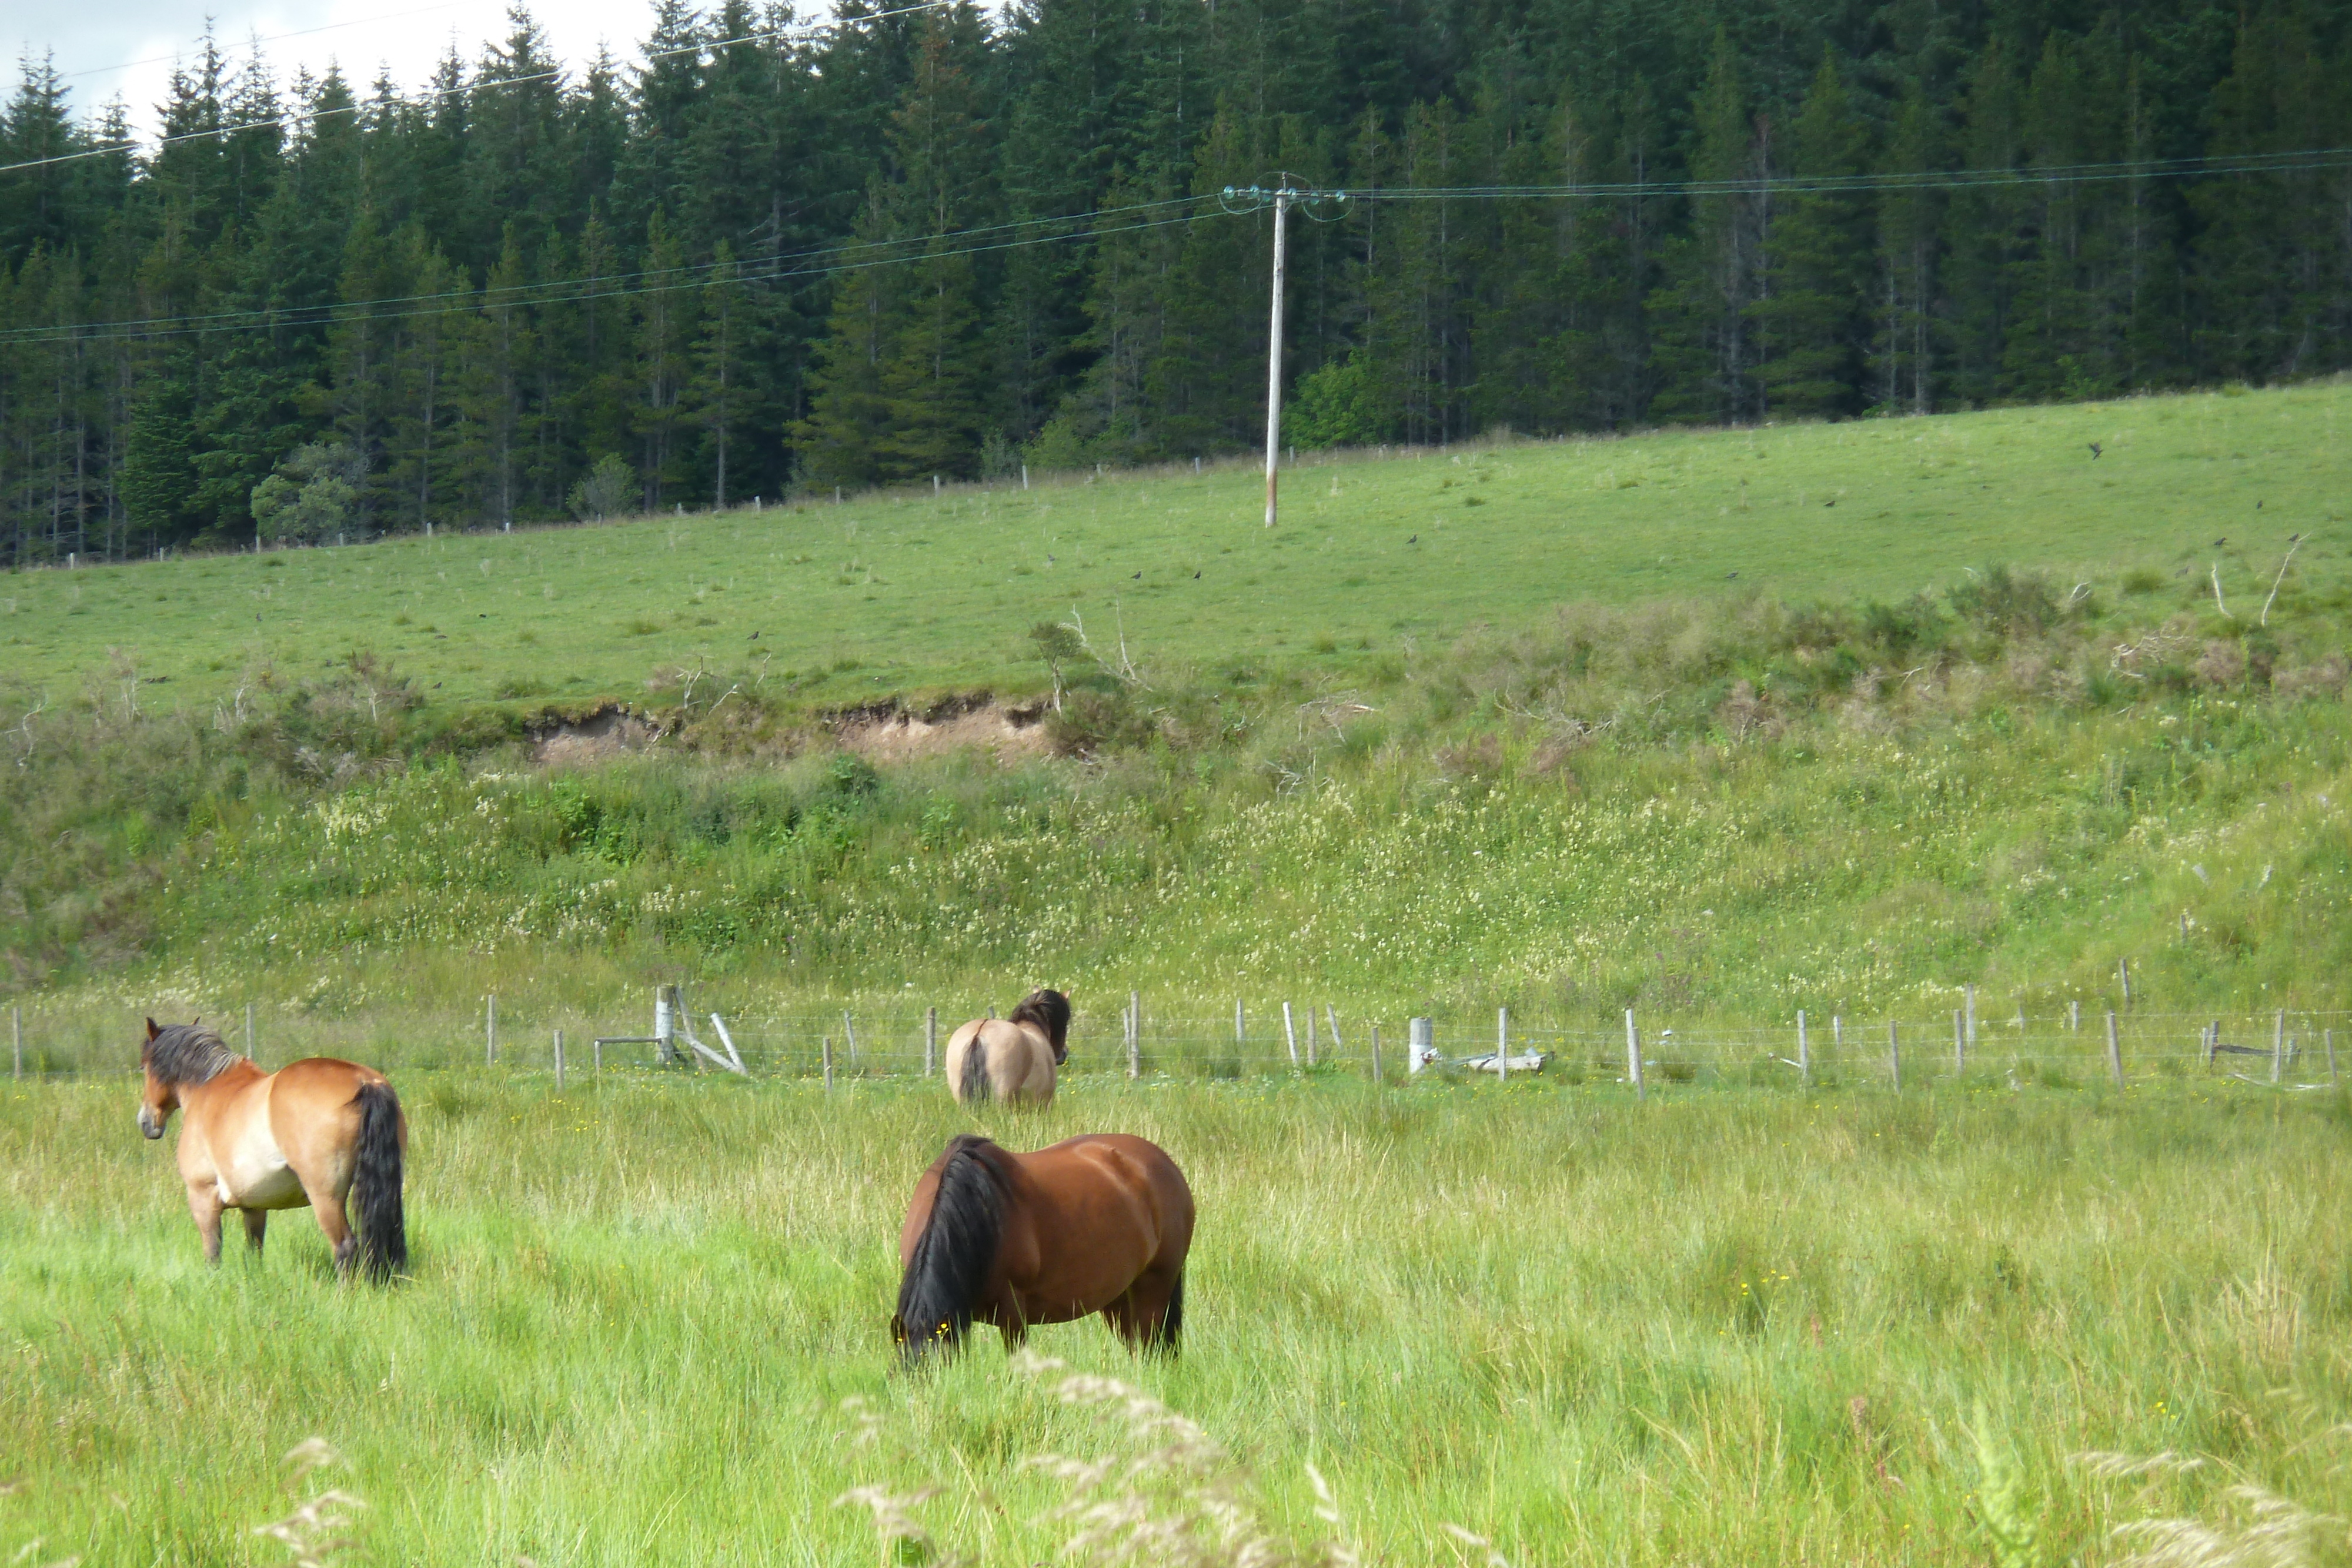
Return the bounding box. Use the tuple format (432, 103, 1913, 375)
(4, 384, 2347, 709)
(2, 1074, 2346, 1566)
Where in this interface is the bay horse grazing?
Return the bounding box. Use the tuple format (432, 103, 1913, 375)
(892, 1132, 1193, 1365)
(943, 988, 1071, 1107)
(137, 1019, 407, 1281)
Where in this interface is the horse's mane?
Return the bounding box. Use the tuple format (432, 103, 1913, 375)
(143, 1022, 240, 1086)
(1008, 988, 1071, 1062)
(896, 1134, 1009, 1364)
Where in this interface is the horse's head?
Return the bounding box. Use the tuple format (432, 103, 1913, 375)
(138, 1017, 178, 1139)
(1010, 988, 1073, 1065)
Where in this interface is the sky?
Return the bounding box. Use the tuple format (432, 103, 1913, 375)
(16, 0, 701, 144)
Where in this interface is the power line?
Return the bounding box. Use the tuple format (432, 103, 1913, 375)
(1333, 146, 2352, 202)
(0, 200, 1220, 347)
(0, 0, 953, 178)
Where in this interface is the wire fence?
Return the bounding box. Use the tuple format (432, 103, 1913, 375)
(6, 993, 2344, 1092)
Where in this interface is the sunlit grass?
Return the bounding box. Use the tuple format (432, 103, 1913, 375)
(1, 1071, 2345, 1564)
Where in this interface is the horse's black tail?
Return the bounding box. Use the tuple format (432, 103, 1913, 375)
(1154, 1272, 1184, 1353)
(958, 1029, 993, 1104)
(351, 1081, 406, 1283)
(894, 1135, 1004, 1365)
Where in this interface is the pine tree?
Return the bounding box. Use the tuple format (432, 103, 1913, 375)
(1646, 32, 1767, 426)
(1750, 49, 1874, 420)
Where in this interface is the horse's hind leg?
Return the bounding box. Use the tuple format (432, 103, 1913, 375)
(242, 1208, 268, 1256)
(300, 1174, 358, 1276)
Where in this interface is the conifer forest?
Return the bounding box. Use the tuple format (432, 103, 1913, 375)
(2, 0, 2351, 564)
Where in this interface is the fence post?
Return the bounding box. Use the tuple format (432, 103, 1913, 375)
(1964, 985, 1976, 1053)
(2070, 999, 2080, 1033)
(823, 1036, 834, 1093)
(1235, 999, 1245, 1061)
(926, 1007, 937, 1076)
(1409, 1017, 1433, 1075)
(1497, 1007, 1508, 1081)
(554, 1029, 566, 1092)
(1306, 1002, 1318, 1066)
(1887, 1021, 1901, 1092)
(1371, 1023, 1382, 1084)
(594, 1035, 603, 1076)
(1128, 991, 1140, 1080)
(1797, 1011, 1809, 1086)
(656, 987, 676, 1066)
(1832, 1015, 1843, 1058)
(1283, 1002, 1299, 1068)
(2105, 1011, 2124, 1090)
(843, 1011, 859, 1071)
(2118, 958, 2132, 1007)
(487, 994, 498, 1066)
(1953, 1010, 1965, 1075)
(2271, 1009, 2286, 1085)
(1625, 1009, 1644, 1101)
(2327, 1028, 2337, 1083)
(1325, 1005, 1345, 1055)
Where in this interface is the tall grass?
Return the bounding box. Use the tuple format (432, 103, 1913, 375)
(2, 1073, 2346, 1564)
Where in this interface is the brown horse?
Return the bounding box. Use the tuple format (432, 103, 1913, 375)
(137, 1019, 407, 1281)
(891, 1132, 1193, 1364)
(943, 989, 1071, 1107)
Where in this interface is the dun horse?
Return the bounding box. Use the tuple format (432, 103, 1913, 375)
(892, 1132, 1193, 1363)
(137, 1019, 407, 1281)
(943, 988, 1071, 1106)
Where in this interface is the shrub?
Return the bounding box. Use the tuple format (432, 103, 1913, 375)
(568, 453, 639, 523)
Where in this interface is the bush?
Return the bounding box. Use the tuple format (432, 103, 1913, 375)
(569, 454, 639, 523)
(1287, 355, 1386, 449)
(251, 442, 365, 546)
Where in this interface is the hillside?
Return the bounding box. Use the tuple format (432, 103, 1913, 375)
(4, 387, 2351, 1041)
(5, 384, 2348, 711)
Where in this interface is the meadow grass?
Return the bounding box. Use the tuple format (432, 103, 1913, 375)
(2, 1070, 2347, 1564)
(2, 383, 2347, 711)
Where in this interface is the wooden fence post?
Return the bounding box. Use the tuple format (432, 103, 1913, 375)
(1283, 1002, 1299, 1068)
(1797, 1011, 1809, 1086)
(2271, 1009, 2285, 1085)
(1306, 1003, 1318, 1067)
(487, 994, 498, 1065)
(2105, 1011, 2124, 1089)
(1409, 1017, 1434, 1075)
(2118, 958, 2132, 1007)
(926, 1007, 937, 1076)
(1370, 1023, 1382, 1084)
(1128, 991, 1140, 1079)
(1832, 1015, 1843, 1058)
(594, 1035, 603, 1076)
(1325, 1005, 1345, 1056)
(554, 1029, 566, 1092)
(1235, 999, 1245, 1061)
(843, 1010, 859, 1071)
(1497, 1007, 1509, 1082)
(1964, 985, 1977, 1052)
(1625, 1009, 1645, 1101)
(2070, 999, 2080, 1033)
(823, 1036, 834, 1093)
(1888, 1021, 1901, 1092)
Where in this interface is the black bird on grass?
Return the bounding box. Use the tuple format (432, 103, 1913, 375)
(2089, 442, 2102, 459)
(1192, 570, 1201, 579)
(1726, 571, 1739, 580)
(1407, 533, 1418, 544)
(749, 630, 760, 640)
(1131, 571, 1142, 580)
(2214, 536, 2227, 546)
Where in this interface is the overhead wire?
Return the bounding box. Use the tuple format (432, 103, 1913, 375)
(0, 0, 954, 178)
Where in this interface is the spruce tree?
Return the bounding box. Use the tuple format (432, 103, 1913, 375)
(1750, 49, 1874, 420)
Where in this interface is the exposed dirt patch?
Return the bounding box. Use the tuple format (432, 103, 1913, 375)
(834, 693, 1051, 763)
(531, 704, 662, 765)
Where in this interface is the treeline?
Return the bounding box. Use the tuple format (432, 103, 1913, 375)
(4, 0, 2352, 562)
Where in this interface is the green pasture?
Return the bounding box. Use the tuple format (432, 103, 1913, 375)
(4, 383, 2347, 709)
(1, 1071, 2346, 1565)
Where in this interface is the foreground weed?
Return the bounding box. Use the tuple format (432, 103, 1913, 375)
(2081, 1420, 2352, 1568)
(251, 1438, 365, 1568)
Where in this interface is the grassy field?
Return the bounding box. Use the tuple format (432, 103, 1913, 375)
(2, 383, 2347, 710)
(1, 1069, 2347, 1566)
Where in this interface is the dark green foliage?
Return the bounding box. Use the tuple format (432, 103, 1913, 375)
(5, 0, 2352, 561)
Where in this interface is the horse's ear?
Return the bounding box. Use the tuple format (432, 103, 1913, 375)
(145, 1018, 159, 1040)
